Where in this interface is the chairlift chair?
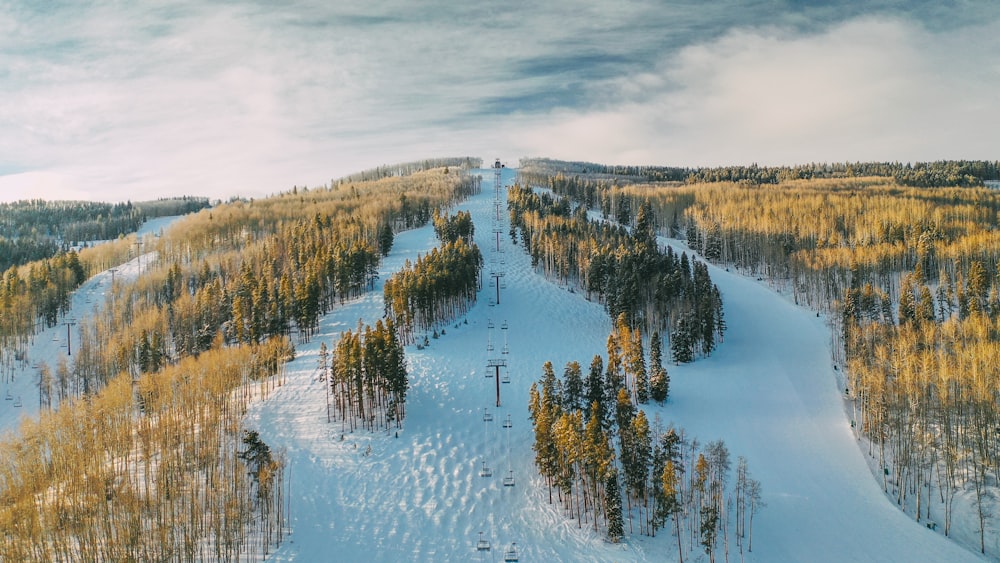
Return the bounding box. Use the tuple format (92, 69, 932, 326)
(13, 396, 21, 408)
(502, 414, 512, 429)
(479, 461, 493, 478)
(483, 408, 493, 422)
(501, 370, 510, 384)
(504, 542, 519, 562)
(476, 531, 491, 552)
(503, 470, 515, 487)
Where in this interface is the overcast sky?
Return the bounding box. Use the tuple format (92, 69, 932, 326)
(1, 1, 998, 203)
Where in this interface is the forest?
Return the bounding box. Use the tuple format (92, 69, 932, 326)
(0, 197, 211, 272)
(0, 159, 481, 559)
(521, 158, 1000, 555)
(521, 157, 1000, 188)
(528, 316, 761, 562)
(507, 183, 724, 362)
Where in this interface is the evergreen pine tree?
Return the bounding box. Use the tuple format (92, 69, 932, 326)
(649, 331, 669, 403)
(563, 361, 584, 412)
(671, 312, 695, 364)
(379, 222, 394, 257)
(605, 467, 625, 543)
(585, 355, 605, 423)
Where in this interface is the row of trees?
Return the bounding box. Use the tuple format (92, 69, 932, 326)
(0, 197, 211, 271)
(521, 157, 1000, 188)
(0, 250, 87, 370)
(0, 338, 293, 561)
(528, 325, 760, 561)
(383, 239, 483, 343)
(508, 183, 724, 361)
(432, 209, 475, 244)
(324, 319, 408, 432)
(333, 157, 481, 185)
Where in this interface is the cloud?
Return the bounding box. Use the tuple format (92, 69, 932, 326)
(1, 3, 999, 203)
(511, 17, 1000, 167)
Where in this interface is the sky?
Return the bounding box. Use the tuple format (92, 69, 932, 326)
(1, 0, 998, 203)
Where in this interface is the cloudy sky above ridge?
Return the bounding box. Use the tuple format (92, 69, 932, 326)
(1, 1, 998, 202)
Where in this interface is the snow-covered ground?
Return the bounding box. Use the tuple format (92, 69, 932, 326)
(1, 177, 985, 560)
(244, 169, 983, 562)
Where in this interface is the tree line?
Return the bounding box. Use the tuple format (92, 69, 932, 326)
(0, 197, 211, 272)
(333, 157, 482, 185)
(521, 157, 1000, 188)
(507, 183, 723, 362)
(528, 319, 761, 562)
(384, 211, 483, 344)
(325, 319, 408, 433)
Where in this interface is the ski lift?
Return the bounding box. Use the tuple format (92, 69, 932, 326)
(4, 390, 11, 401)
(476, 531, 491, 551)
(485, 369, 493, 379)
(487, 320, 495, 329)
(487, 341, 494, 352)
(501, 321, 508, 330)
(501, 370, 510, 384)
(489, 299, 496, 307)
(483, 408, 493, 422)
(502, 414, 512, 429)
(503, 470, 515, 487)
(12, 396, 21, 408)
(504, 542, 520, 561)
(479, 461, 493, 478)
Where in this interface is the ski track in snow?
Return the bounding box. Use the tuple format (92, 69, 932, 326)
(1, 183, 986, 561)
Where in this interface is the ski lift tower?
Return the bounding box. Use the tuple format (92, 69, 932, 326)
(486, 358, 507, 407)
(494, 158, 503, 196)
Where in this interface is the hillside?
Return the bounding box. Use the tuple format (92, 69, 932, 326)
(245, 167, 980, 561)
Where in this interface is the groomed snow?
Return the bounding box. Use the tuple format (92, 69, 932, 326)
(243, 169, 984, 562)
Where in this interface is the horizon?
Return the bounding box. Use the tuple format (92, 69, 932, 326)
(1, 1, 998, 204)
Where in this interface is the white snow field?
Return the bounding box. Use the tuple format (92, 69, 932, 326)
(0, 178, 985, 561)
